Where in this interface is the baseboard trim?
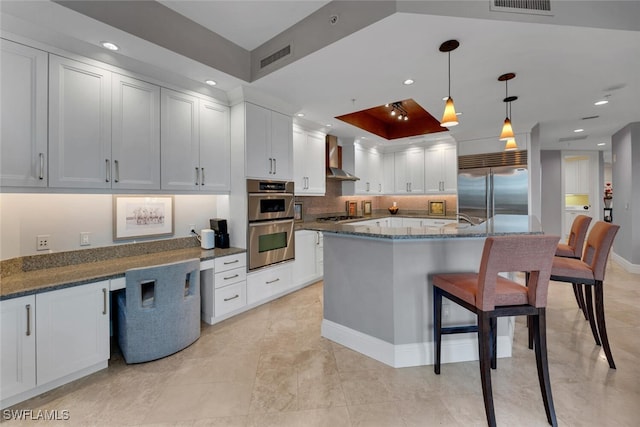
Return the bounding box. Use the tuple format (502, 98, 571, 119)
(321, 319, 514, 368)
(612, 252, 640, 274)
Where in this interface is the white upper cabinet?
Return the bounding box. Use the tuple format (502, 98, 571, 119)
(293, 126, 325, 195)
(246, 102, 292, 180)
(424, 143, 457, 193)
(49, 55, 112, 188)
(112, 74, 160, 190)
(0, 40, 48, 188)
(161, 88, 230, 191)
(394, 148, 425, 193)
(564, 157, 590, 194)
(343, 144, 383, 195)
(382, 152, 395, 194)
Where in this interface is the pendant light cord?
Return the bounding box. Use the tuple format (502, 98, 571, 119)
(448, 52, 451, 97)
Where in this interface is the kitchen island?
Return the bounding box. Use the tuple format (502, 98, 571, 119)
(305, 215, 544, 368)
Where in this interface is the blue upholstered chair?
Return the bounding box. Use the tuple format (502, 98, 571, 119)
(117, 258, 201, 364)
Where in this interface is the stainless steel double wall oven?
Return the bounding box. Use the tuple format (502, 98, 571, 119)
(247, 179, 295, 270)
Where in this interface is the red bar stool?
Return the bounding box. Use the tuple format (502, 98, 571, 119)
(556, 214, 592, 317)
(550, 221, 620, 369)
(433, 234, 560, 427)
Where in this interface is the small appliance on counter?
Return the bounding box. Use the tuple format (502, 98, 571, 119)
(200, 229, 215, 249)
(209, 218, 230, 249)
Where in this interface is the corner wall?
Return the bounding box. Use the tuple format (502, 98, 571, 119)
(540, 150, 563, 237)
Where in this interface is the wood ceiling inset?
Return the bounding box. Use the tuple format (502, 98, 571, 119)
(335, 99, 448, 140)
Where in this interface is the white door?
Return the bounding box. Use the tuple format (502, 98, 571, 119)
(245, 102, 272, 178)
(305, 131, 326, 194)
(407, 149, 425, 193)
(293, 126, 307, 192)
(0, 295, 36, 400)
(49, 55, 112, 188)
(424, 147, 442, 193)
(0, 40, 48, 188)
(112, 74, 160, 190)
(293, 230, 318, 286)
(36, 282, 110, 385)
(270, 110, 293, 180)
(199, 100, 230, 192)
(160, 88, 199, 190)
(441, 144, 458, 192)
(382, 152, 395, 194)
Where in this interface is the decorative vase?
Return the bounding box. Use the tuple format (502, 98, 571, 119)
(604, 198, 612, 208)
(388, 206, 399, 215)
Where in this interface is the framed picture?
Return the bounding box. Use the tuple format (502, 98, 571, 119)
(346, 200, 358, 217)
(362, 200, 372, 216)
(294, 202, 303, 222)
(428, 200, 446, 216)
(113, 195, 174, 241)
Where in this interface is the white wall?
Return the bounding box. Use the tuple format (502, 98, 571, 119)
(0, 193, 223, 260)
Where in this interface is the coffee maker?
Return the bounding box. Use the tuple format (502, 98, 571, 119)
(209, 218, 230, 249)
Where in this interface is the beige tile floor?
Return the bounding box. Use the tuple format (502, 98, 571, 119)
(4, 261, 639, 426)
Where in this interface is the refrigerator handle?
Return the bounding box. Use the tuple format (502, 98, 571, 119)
(485, 172, 491, 219)
(489, 170, 495, 218)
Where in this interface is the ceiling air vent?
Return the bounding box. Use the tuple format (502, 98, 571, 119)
(260, 45, 291, 69)
(458, 151, 528, 170)
(559, 135, 588, 142)
(491, 0, 552, 16)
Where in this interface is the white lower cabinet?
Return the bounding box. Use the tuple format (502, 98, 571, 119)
(247, 263, 292, 305)
(1, 281, 109, 409)
(0, 295, 36, 401)
(315, 231, 324, 278)
(201, 253, 247, 324)
(214, 281, 247, 317)
(293, 230, 321, 286)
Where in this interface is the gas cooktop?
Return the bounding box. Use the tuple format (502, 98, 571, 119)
(316, 215, 364, 222)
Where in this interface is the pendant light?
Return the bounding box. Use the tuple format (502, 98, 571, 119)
(439, 40, 460, 127)
(503, 101, 518, 150)
(498, 73, 517, 141)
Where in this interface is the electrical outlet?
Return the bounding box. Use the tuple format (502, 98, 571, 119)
(188, 224, 196, 234)
(37, 235, 50, 251)
(80, 232, 91, 246)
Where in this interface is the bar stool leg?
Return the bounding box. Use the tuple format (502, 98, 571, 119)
(490, 317, 497, 369)
(575, 283, 588, 320)
(433, 287, 443, 374)
(533, 309, 558, 427)
(594, 281, 616, 369)
(583, 285, 601, 346)
(478, 312, 497, 427)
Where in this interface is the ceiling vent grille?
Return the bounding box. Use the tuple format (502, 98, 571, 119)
(491, 0, 552, 15)
(260, 45, 291, 69)
(458, 151, 528, 169)
(558, 135, 588, 142)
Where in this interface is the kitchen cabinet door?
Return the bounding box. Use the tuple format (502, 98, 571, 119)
(49, 55, 112, 188)
(0, 295, 36, 401)
(0, 40, 48, 188)
(246, 103, 292, 180)
(394, 149, 424, 193)
(161, 88, 200, 190)
(36, 281, 110, 385)
(382, 152, 395, 194)
(247, 263, 292, 305)
(441, 144, 458, 192)
(293, 126, 325, 195)
(270, 110, 293, 180)
(199, 100, 231, 192)
(425, 144, 457, 193)
(111, 74, 160, 190)
(293, 230, 318, 286)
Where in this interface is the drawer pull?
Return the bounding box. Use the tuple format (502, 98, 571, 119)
(224, 294, 239, 302)
(102, 288, 108, 315)
(39, 153, 44, 180)
(26, 304, 31, 336)
(266, 278, 280, 284)
(105, 159, 110, 182)
(223, 259, 240, 265)
(223, 274, 239, 280)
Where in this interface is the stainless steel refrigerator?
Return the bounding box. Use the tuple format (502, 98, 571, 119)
(457, 166, 528, 223)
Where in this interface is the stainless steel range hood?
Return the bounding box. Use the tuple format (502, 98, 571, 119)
(326, 136, 359, 181)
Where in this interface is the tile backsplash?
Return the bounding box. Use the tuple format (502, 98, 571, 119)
(296, 180, 457, 219)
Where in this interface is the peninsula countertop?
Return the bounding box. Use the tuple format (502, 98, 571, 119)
(1, 246, 245, 300)
(303, 214, 543, 239)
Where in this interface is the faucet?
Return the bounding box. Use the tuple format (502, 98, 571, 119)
(457, 213, 476, 225)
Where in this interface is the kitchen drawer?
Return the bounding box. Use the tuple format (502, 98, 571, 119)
(214, 267, 247, 289)
(247, 263, 292, 305)
(215, 253, 246, 272)
(214, 281, 247, 317)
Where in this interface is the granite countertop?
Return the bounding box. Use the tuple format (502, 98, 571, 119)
(302, 215, 543, 240)
(1, 246, 245, 300)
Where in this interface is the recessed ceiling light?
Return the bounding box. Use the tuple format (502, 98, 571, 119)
(594, 100, 609, 106)
(597, 142, 606, 146)
(442, 96, 448, 101)
(205, 79, 217, 86)
(100, 41, 119, 51)
(455, 112, 462, 116)
(573, 128, 584, 133)
(403, 79, 414, 85)
(296, 113, 305, 117)
(325, 124, 332, 127)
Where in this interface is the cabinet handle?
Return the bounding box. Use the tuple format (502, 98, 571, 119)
(195, 167, 200, 185)
(378, 183, 382, 192)
(114, 160, 120, 183)
(269, 158, 273, 174)
(26, 304, 31, 336)
(224, 294, 240, 302)
(273, 158, 277, 174)
(223, 273, 239, 280)
(316, 232, 320, 245)
(224, 259, 240, 265)
(102, 288, 107, 315)
(366, 182, 370, 192)
(39, 153, 44, 180)
(201, 168, 205, 186)
(105, 159, 110, 182)
(266, 278, 280, 284)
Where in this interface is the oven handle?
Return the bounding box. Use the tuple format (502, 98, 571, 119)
(248, 218, 295, 228)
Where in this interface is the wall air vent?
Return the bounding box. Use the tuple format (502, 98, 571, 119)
(260, 45, 291, 69)
(490, 0, 552, 16)
(559, 135, 588, 142)
(458, 151, 528, 170)
(581, 115, 600, 120)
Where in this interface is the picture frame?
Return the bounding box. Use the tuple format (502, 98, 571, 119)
(294, 202, 304, 222)
(346, 200, 358, 217)
(362, 200, 372, 216)
(428, 200, 446, 216)
(113, 195, 174, 241)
